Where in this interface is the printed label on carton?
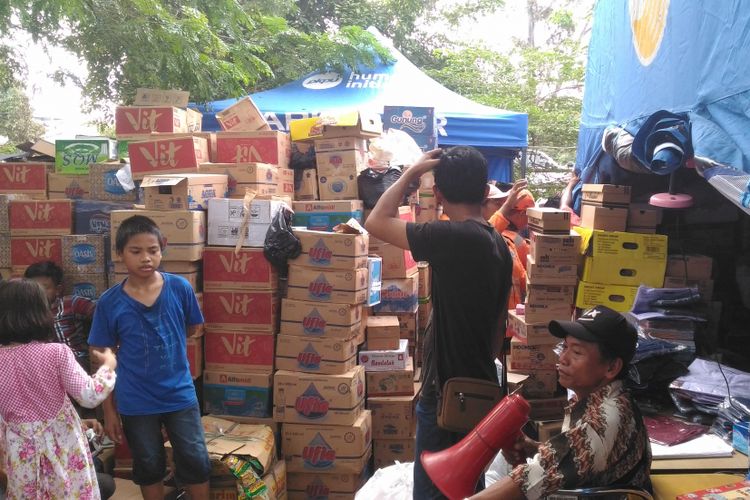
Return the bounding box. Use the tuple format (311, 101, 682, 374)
(202, 247, 276, 290)
(9, 200, 72, 236)
(372, 274, 418, 313)
(202, 370, 272, 418)
(214, 131, 291, 168)
(202, 290, 278, 332)
(128, 136, 208, 178)
(290, 230, 369, 270)
(280, 299, 362, 339)
(203, 330, 275, 373)
(276, 335, 358, 375)
(287, 266, 368, 305)
(11, 237, 63, 270)
(0, 162, 48, 193)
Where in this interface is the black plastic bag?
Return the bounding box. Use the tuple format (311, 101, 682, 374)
(264, 206, 301, 278)
(357, 167, 418, 209)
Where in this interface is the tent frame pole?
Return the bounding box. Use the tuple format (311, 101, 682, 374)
(519, 148, 527, 180)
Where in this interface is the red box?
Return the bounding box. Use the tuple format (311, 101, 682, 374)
(203, 329, 275, 373)
(215, 131, 291, 168)
(186, 337, 203, 379)
(202, 247, 277, 291)
(0, 162, 49, 195)
(9, 200, 72, 236)
(11, 237, 63, 271)
(115, 106, 187, 135)
(202, 290, 279, 332)
(127, 136, 209, 179)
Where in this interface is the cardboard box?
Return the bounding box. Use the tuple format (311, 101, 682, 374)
(0, 237, 9, 268)
(529, 419, 564, 442)
(317, 170, 358, 200)
(202, 370, 273, 418)
(529, 232, 581, 265)
(0, 194, 31, 233)
(202, 289, 279, 332)
(575, 227, 668, 261)
(202, 246, 277, 290)
(47, 173, 90, 199)
(141, 173, 227, 210)
(292, 200, 363, 231)
(581, 255, 666, 288)
(417, 262, 431, 299)
(373, 438, 416, 469)
(119, 131, 215, 162)
(282, 410, 371, 473)
(665, 254, 713, 280)
(115, 106, 188, 135)
(199, 162, 278, 198)
(315, 150, 367, 177)
(0, 162, 49, 196)
(369, 241, 417, 280)
(580, 204, 628, 232)
(278, 167, 294, 198)
(63, 272, 109, 299)
(366, 316, 400, 351)
(279, 299, 362, 339)
(373, 272, 419, 314)
(523, 302, 572, 324)
(215, 97, 269, 132)
(215, 131, 291, 168)
(509, 369, 559, 398)
(287, 265, 368, 305)
(509, 338, 557, 371)
(367, 256, 383, 307)
(289, 229, 369, 271)
(73, 200, 134, 237)
(55, 138, 117, 174)
(286, 471, 369, 498)
(199, 415, 276, 475)
(581, 183, 632, 206)
(10, 237, 62, 272)
(526, 207, 570, 234)
(368, 392, 417, 439)
(507, 310, 557, 345)
(365, 357, 414, 398)
(293, 169, 318, 201)
(203, 329, 275, 373)
(383, 106, 437, 152)
(88, 162, 141, 202)
(186, 337, 202, 379)
(9, 200, 72, 236)
(110, 209, 205, 261)
(206, 198, 282, 248)
(128, 136, 209, 178)
(628, 204, 661, 227)
(525, 256, 578, 286)
(313, 137, 367, 153)
(527, 395, 567, 422)
(575, 281, 638, 313)
(290, 111, 382, 141)
(416, 301, 429, 336)
(275, 335, 359, 374)
(626, 225, 657, 234)
(61, 234, 106, 274)
(525, 284, 576, 306)
(358, 339, 409, 372)
(273, 366, 365, 426)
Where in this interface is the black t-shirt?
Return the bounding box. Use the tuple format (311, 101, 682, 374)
(406, 219, 512, 401)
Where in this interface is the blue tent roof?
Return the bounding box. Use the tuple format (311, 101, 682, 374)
(195, 30, 528, 181)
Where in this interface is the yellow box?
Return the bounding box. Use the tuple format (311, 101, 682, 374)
(575, 280, 638, 312)
(581, 255, 666, 287)
(290, 111, 382, 141)
(575, 227, 668, 261)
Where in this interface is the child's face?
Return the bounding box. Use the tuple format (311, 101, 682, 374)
(29, 276, 61, 304)
(118, 232, 162, 279)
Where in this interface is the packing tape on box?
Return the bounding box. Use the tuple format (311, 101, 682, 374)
(235, 189, 258, 255)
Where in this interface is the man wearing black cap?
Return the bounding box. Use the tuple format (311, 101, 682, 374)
(471, 306, 652, 500)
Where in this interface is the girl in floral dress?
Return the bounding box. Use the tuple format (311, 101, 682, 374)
(0, 280, 117, 499)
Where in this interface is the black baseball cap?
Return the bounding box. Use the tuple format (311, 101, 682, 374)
(548, 305, 637, 364)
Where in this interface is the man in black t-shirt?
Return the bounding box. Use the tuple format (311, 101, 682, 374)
(366, 146, 513, 499)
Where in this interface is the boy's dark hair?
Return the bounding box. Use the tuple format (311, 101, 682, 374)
(0, 280, 53, 345)
(24, 260, 64, 285)
(115, 215, 165, 254)
(433, 146, 488, 204)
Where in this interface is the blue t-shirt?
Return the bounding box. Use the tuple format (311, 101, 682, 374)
(88, 272, 204, 415)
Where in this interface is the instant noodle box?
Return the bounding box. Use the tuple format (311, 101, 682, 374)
(128, 136, 209, 179)
(526, 207, 571, 234)
(292, 200, 363, 232)
(275, 334, 359, 375)
(273, 365, 365, 426)
(9, 199, 72, 236)
(198, 162, 278, 198)
(509, 338, 558, 371)
(286, 470, 369, 499)
(47, 173, 90, 200)
(203, 329, 275, 373)
(286, 265, 368, 305)
(508, 368, 558, 398)
(313, 137, 367, 153)
(202, 247, 277, 291)
(374, 437, 416, 469)
(525, 256, 578, 286)
(115, 106, 189, 135)
(281, 410, 372, 474)
(358, 339, 409, 372)
(367, 392, 417, 439)
(523, 302, 572, 325)
(525, 284, 576, 306)
(214, 131, 291, 168)
(202, 289, 279, 332)
(141, 173, 228, 210)
(507, 310, 556, 345)
(529, 231, 581, 265)
(365, 358, 415, 397)
(372, 272, 419, 313)
(0, 162, 49, 197)
(202, 370, 273, 418)
(279, 298, 362, 339)
(289, 229, 369, 271)
(198, 415, 276, 475)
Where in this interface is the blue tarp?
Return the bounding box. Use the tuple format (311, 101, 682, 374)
(573, 0, 750, 211)
(196, 31, 528, 182)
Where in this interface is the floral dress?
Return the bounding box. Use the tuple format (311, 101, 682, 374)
(0, 342, 116, 499)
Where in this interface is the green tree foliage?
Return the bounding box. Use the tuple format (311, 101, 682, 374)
(0, 85, 46, 153)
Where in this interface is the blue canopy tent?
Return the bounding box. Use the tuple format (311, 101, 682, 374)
(573, 0, 750, 213)
(196, 30, 528, 182)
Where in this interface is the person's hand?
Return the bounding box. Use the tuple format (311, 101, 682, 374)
(500, 179, 529, 218)
(406, 148, 442, 178)
(91, 348, 117, 372)
(104, 411, 123, 444)
(501, 433, 539, 466)
(81, 418, 104, 438)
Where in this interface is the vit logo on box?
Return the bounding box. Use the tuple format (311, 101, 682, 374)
(135, 141, 182, 169)
(203, 248, 274, 289)
(303, 309, 327, 335)
(10, 201, 71, 235)
(204, 331, 275, 371)
(1, 163, 47, 192)
(11, 238, 62, 267)
(202, 290, 276, 330)
(298, 344, 323, 370)
(295, 384, 330, 418)
(303, 434, 336, 470)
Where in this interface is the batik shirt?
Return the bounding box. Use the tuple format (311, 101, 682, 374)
(511, 380, 652, 499)
(52, 295, 96, 370)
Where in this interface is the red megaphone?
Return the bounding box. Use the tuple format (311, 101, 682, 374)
(421, 393, 530, 500)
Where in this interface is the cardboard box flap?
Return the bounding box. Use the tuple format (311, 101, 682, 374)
(334, 217, 367, 235)
(140, 176, 186, 187)
(290, 111, 383, 141)
(134, 88, 190, 107)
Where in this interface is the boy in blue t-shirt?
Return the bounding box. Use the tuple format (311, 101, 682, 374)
(89, 215, 210, 500)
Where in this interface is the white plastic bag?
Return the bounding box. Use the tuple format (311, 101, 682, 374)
(355, 461, 414, 500)
(368, 129, 424, 167)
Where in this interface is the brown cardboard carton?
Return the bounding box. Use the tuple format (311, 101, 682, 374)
(141, 173, 228, 210)
(202, 289, 279, 332)
(10, 236, 62, 273)
(367, 392, 417, 439)
(198, 162, 278, 198)
(278, 167, 295, 199)
(315, 150, 367, 177)
(202, 370, 273, 418)
(0, 194, 31, 233)
(417, 262, 431, 299)
(368, 237, 417, 279)
(202, 246, 277, 290)
(627, 203, 661, 227)
(63, 272, 109, 299)
(509, 368, 558, 398)
(580, 204, 628, 232)
(286, 470, 369, 498)
(373, 437, 416, 469)
(215, 97, 270, 132)
(525, 284, 576, 306)
(289, 229, 369, 271)
(61, 234, 106, 274)
(313, 137, 367, 153)
(294, 169, 318, 201)
(665, 254, 713, 280)
(286, 265, 368, 305)
(373, 272, 419, 314)
(529, 231, 581, 265)
(273, 366, 365, 426)
(128, 136, 209, 178)
(365, 358, 415, 397)
(526, 255, 578, 286)
(281, 410, 371, 474)
(523, 302, 572, 324)
(214, 130, 291, 168)
(0, 162, 49, 197)
(110, 209, 205, 262)
(279, 298, 362, 339)
(9, 199, 73, 236)
(48, 173, 90, 199)
(529, 419, 564, 442)
(186, 337, 202, 379)
(366, 315, 400, 350)
(526, 207, 570, 234)
(581, 183, 632, 206)
(203, 329, 275, 373)
(290, 111, 382, 141)
(206, 197, 283, 248)
(510, 338, 558, 371)
(317, 169, 358, 201)
(527, 395, 567, 421)
(199, 416, 275, 474)
(379, 309, 419, 341)
(507, 309, 556, 345)
(359, 339, 408, 371)
(414, 205, 440, 223)
(88, 163, 140, 202)
(275, 334, 359, 375)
